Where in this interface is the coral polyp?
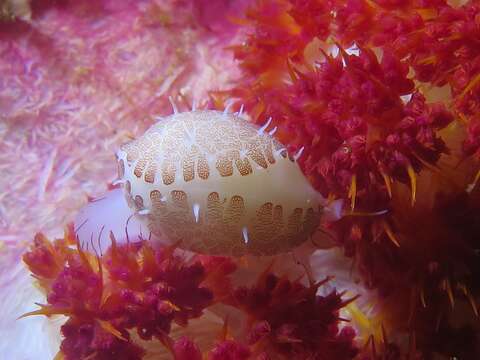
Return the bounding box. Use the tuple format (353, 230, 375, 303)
(117, 109, 341, 256)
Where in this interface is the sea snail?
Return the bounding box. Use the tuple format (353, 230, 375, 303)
(76, 109, 343, 257)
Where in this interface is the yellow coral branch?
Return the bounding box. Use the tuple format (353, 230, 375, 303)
(382, 220, 400, 248)
(381, 172, 392, 198)
(407, 165, 417, 207)
(348, 174, 357, 211)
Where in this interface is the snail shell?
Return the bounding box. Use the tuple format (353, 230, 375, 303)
(117, 110, 332, 256)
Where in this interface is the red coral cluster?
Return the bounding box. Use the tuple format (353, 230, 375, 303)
(333, 0, 480, 174)
(170, 273, 359, 360)
(208, 340, 252, 360)
(229, 272, 358, 360)
(60, 319, 145, 360)
(232, 0, 331, 77)
(335, 181, 480, 357)
(278, 48, 451, 204)
(172, 336, 252, 360)
(23, 227, 358, 359)
(23, 226, 234, 359)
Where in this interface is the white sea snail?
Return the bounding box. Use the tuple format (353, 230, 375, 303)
(76, 108, 343, 257)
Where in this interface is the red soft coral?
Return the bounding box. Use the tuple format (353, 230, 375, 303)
(60, 319, 145, 360)
(233, 0, 332, 75)
(208, 339, 252, 360)
(332, 0, 480, 169)
(172, 336, 203, 360)
(23, 230, 237, 359)
(237, 47, 453, 207)
(228, 271, 358, 359)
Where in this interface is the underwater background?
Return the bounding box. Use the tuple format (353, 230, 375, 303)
(1, 0, 480, 359)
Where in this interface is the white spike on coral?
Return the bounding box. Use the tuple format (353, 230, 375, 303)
(275, 147, 287, 157)
(138, 209, 150, 215)
(193, 203, 200, 223)
(223, 102, 233, 115)
(237, 104, 244, 117)
(242, 226, 249, 244)
(168, 96, 178, 114)
(112, 179, 126, 186)
(268, 126, 278, 136)
(294, 146, 305, 161)
(258, 117, 272, 135)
